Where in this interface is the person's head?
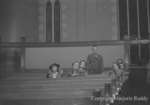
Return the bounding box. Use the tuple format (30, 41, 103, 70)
(49, 63, 60, 73)
(91, 45, 97, 53)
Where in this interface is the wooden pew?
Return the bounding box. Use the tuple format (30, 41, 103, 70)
(0, 72, 112, 100)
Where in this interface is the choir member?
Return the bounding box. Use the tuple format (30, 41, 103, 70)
(72, 61, 80, 76)
(87, 46, 104, 74)
(47, 63, 63, 79)
(79, 60, 88, 76)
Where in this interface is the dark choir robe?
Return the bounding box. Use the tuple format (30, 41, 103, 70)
(87, 52, 104, 74)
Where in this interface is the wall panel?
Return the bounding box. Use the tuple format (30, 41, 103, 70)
(25, 45, 124, 69)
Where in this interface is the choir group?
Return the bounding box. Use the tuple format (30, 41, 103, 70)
(46, 47, 128, 79)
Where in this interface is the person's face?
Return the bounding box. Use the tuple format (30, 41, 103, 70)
(92, 47, 97, 53)
(52, 66, 58, 72)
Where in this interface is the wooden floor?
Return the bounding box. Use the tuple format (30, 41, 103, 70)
(0, 71, 112, 105)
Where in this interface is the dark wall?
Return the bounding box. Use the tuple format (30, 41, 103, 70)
(0, 0, 39, 78)
(118, 0, 128, 40)
(119, 0, 149, 65)
(0, 0, 13, 41)
(119, 0, 149, 40)
(0, 0, 39, 42)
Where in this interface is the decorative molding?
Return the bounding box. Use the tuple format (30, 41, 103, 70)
(0, 40, 149, 48)
(38, 0, 47, 42)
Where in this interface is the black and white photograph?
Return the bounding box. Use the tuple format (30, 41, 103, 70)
(0, 0, 150, 105)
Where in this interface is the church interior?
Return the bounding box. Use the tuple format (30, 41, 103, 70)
(0, 0, 150, 105)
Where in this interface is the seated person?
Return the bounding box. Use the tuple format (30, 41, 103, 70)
(72, 61, 80, 76)
(112, 58, 125, 77)
(116, 58, 125, 70)
(72, 60, 88, 77)
(87, 46, 104, 74)
(79, 60, 88, 76)
(46, 63, 63, 79)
